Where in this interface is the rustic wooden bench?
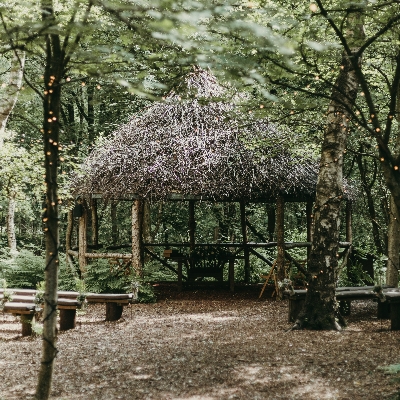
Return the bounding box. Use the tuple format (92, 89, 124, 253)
(2, 302, 41, 336)
(286, 286, 400, 330)
(0, 292, 81, 332)
(85, 293, 136, 321)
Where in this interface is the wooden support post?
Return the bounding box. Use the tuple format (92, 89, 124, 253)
(306, 200, 313, 262)
(229, 258, 235, 293)
(240, 201, 250, 283)
(59, 309, 76, 331)
(267, 205, 275, 242)
(66, 200, 74, 269)
(276, 196, 285, 298)
(177, 259, 183, 292)
(106, 303, 123, 321)
(91, 197, 99, 247)
(78, 203, 87, 274)
(132, 199, 144, 278)
(21, 314, 34, 336)
(188, 200, 196, 271)
(346, 201, 353, 244)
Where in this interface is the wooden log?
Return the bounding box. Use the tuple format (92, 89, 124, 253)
(229, 258, 235, 293)
(132, 199, 144, 277)
(59, 309, 76, 331)
(276, 196, 285, 298)
(240, 201, 250, 283)
(178, 259, 183, 292)
(78, 204, 87, 274)
(106, 303, 123, 321)
(84, 252, 132, 259)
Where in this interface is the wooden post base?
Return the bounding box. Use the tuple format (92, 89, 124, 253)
(59, 309, 76, 331)
(339, 300, 351, 316)
(106, 303, 123, 321)
(378, 301, 390, 319)
(229, 258, 235, 293)
(21, 314, 34, 336)
(288, 298, 304, 322)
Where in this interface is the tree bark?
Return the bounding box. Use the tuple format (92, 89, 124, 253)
(35, 2, 62, 397)
(7, 191, 17, 252)
(132, 199, 143, 277)
(0, 51, 25, 146)
(387, 196, 400, 287)
(295, 9, 364, 330)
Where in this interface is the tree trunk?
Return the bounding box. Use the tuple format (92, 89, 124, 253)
(7, 191, 17, 252)
(35, 2, 63, 397)
(295, 9, 364, 330)
(387, 196, 400, 287)
(0, 51, 25, 146)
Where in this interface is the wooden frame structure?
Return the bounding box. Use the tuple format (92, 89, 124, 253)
(67, 194, 353, 293)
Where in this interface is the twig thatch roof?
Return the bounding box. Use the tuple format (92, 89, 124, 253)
(72, 68, 320, 202)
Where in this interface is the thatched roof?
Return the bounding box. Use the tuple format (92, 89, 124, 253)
(71, 68, 320, 202)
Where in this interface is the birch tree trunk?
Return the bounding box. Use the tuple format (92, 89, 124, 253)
(7, 191, 17, 252)
(294, 8, 365, 330)
(0, 51, 25, 146)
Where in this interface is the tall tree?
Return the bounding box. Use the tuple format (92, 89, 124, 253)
(294, 5, 365, 330)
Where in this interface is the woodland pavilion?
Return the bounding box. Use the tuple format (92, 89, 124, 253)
(69, 68, 352, 292)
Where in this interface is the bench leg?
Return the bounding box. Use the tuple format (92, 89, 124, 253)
(21, 314, 34, 336)
(59, 309, 76, 331)
(289, 298, 304, 323)
(229, 259, 235, 293)
(106, 303, 123, 321)
(177, 260, 183, 292)
(339, 300, 351, 316)
(378, 301, 391, 319)
(390, 302, 400, 330)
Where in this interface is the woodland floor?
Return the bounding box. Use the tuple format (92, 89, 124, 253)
(1, 283, 400, 400)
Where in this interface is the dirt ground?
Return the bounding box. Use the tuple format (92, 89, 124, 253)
(1, 283, 400, 400)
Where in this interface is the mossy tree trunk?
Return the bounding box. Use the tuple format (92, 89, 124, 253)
(295, 7, 365, 330)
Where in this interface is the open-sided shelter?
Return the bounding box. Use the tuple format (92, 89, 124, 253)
(69, 68, 352, 291)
